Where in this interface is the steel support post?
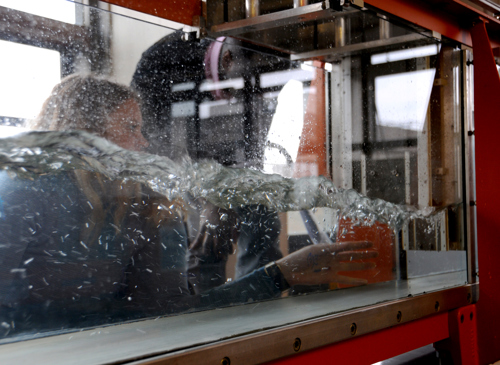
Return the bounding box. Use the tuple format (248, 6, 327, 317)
(469, 18, 500, 365)
(435, 305, 479, 365)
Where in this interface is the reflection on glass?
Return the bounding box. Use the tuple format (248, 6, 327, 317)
(371, 44, 440, 65)
(375, 69, 436, 131)
(0, 1, 467, 345)
(263, 80, 304, 177)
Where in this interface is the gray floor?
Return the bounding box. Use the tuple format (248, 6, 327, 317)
(376, 345, 440, 365)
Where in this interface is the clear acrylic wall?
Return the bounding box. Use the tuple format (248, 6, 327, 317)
(0, 0, 467, 342)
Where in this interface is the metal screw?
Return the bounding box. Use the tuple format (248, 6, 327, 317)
(435, 301, 440, 312)
(350, 323, 357, 335)
(293, 338, 301, 352)
(221, 357, 231, 365)
(397, 311, 402, 323)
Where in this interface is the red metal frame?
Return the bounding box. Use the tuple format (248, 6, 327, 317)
(270, 3, 500, 365)
(99, 0, 201, 26)
(469, 18, 500, 365)
(265, 313, 450, 365)
(435, 305, 479, 365)
(364, 0, 500, 48)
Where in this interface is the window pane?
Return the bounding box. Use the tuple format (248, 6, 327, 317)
(375, 69, 436, 131)
(0, 0, 75, 23)
(0, 40, 61, 120)
(0, 1, 468, 356)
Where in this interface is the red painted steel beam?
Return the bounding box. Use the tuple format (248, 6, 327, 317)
(469, 19, 500, 365)
(435, 305, 479, 365)
(364, 0, 500, 48)
(99, 0, 201, 26)
(265, 313, 449, 365)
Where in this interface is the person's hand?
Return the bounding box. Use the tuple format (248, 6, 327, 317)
(189, 201, 239, 261)
(277, 242, 378, 287)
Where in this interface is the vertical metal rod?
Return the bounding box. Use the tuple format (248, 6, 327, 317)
(335, 17, 346, 48)
(361, 153, 367, 195)
(293, 0, 309, 7)
(361, 54, 375, 158)
(404, 150, 411, 205)
(313, 21, 318, 49)
(379, 18, 391, 40)
(245, 0, 260, 18)
(193, 80, 203, 160)
(223, 0, 228, 22)
(243, 74, 254, 164)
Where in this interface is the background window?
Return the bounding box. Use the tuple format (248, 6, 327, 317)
(0, 40, 61, 136)
(0, 0, 75, 24)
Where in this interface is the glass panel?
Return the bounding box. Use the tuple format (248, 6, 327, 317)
(0, 0, 467, 347)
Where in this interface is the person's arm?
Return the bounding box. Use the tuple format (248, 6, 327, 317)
(186, 199, 239, 293)
(169, 241, 377, 313)
(277, 241, 377, 287)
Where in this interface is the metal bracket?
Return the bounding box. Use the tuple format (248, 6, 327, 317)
(434, 305, 479, 365)
(181, 31, 199, 42)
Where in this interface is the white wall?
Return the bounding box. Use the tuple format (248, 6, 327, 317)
(105, 4, 183, 86)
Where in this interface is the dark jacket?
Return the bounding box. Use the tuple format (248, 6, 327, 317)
(0, 170, 281, 338)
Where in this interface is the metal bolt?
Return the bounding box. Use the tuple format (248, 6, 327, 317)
(350, 323, 357, 335)
(221, 357, 231, 365)
(435, 301, 440, 312)
(397, 311, 402, 323)
(293, 338, 301, 352)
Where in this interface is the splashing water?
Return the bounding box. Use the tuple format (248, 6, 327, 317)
(0, 130, 435, 230)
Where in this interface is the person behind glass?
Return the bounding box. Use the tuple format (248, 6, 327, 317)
(131, 32, 285, 294)
(0, 74, 377, 338)
(0, 74, 191, 334)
